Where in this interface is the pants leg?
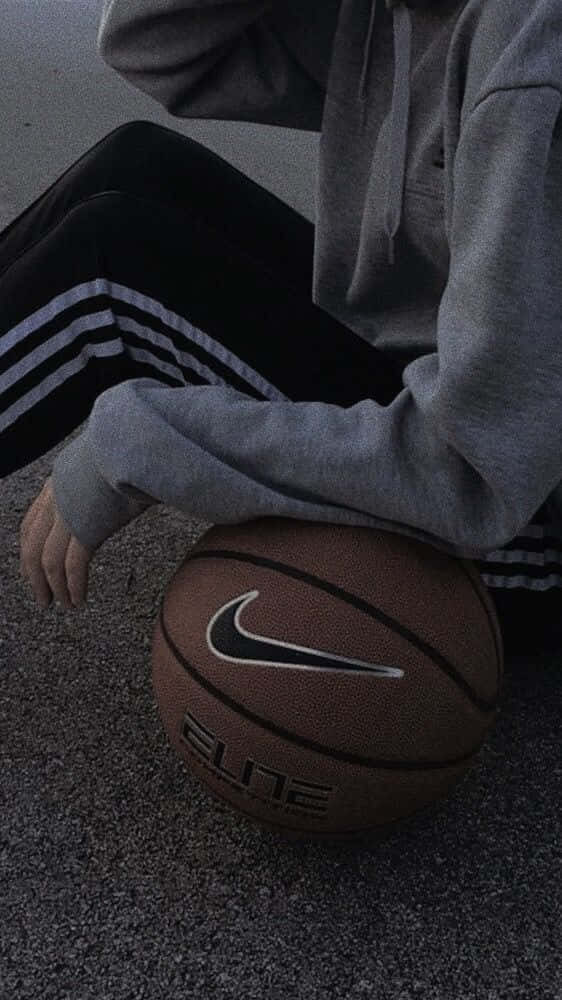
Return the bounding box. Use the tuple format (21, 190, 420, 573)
(0, 120, 411, 476)
(1, 120, 559, 650)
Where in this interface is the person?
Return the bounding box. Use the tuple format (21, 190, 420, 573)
(2, 0, 561, 653)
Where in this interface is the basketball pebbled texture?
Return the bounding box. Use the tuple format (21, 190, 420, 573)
(150, 518, 504, 841)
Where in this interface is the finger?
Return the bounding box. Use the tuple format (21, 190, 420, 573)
(21, 521, 56, 609)
(65, 536, 91, 606)
(19, 478, 53, 578)
(40, 520, 73, 608)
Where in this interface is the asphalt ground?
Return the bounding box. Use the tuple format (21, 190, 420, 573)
(1, 430, 561, 1000)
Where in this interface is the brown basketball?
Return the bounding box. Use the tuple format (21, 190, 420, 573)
(150, 518, 504, 842)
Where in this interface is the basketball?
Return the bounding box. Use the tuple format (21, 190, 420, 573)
(150, 518, 504, 842)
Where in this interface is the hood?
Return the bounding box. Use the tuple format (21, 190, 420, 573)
(359, 0, 414, 265)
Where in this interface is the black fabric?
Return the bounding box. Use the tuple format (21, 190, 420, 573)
(0, 121, 559, 654)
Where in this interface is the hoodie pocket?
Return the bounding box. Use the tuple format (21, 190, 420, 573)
(403, 185, 450, 286)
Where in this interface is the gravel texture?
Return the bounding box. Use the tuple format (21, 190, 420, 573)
(1, 431, 561, 1000)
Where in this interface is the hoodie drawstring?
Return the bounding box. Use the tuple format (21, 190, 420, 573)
(359, 0, 413, 265)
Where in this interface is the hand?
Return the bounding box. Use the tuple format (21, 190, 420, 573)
(20, 476, 94, 610)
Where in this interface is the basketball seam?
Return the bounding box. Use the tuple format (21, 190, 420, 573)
(186, 549, 500, 712)
(157, 597, 492, 771)
(171, 732, 449, 840)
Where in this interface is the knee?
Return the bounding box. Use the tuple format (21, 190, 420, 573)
(81, 120, 179, 198)
(100, 119, 167, 156)
(106, 119, 163, 143)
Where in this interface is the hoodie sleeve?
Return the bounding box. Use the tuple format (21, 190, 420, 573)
(51, 85, 562, 561)
(97, 0, 341, 132)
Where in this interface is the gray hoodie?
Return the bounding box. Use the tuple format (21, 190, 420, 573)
(51, 0, 562, 561)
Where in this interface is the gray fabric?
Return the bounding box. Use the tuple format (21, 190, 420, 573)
(359, 0, 413, 266)
(51, 0, 562, 563)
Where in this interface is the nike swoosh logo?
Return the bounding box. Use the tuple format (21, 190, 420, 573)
(207, 590, 404, 678)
